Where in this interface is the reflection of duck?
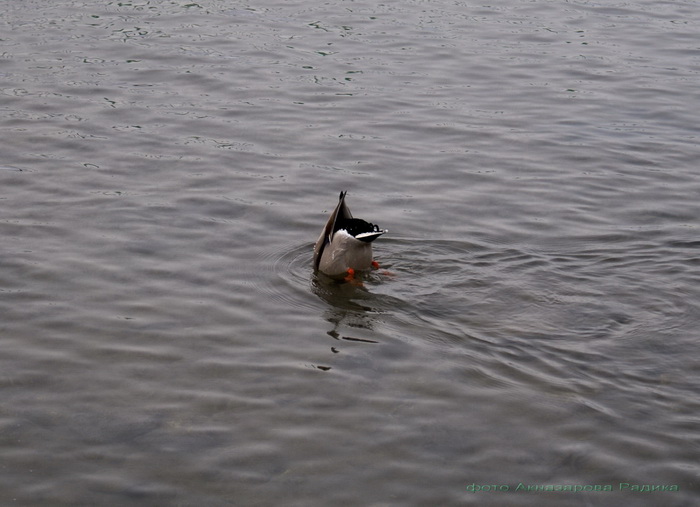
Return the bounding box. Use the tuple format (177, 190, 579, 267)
(313, 191, 387, 280)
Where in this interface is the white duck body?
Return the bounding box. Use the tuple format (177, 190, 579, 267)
(317, 229, 374, 276)
(313, 191, 386, 278)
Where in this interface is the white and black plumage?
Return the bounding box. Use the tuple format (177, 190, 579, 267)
(313, 191, 387, 279)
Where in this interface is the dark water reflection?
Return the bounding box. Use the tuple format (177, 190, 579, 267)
(2, 0, 700, 505)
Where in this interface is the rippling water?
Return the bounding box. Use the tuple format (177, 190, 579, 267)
(2, 0, 699, 505)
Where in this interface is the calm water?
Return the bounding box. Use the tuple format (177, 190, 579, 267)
(1, 0, 699, 505)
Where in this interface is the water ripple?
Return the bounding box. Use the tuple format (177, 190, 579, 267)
(3, 0, 700, 504)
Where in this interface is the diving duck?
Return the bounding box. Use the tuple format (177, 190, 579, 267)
(313, 191, 387, 280)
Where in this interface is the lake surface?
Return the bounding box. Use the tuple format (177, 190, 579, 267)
(1, 0, 699, 505)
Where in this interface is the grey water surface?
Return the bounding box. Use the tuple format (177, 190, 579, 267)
(1, 0, 699, 505)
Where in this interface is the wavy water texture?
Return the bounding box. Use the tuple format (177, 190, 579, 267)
(1, 0, 699, 505)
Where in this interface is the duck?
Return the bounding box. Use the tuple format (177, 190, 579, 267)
(313, 191, 387, 280)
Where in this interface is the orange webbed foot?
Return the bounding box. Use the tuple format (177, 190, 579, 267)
(344, 268, 365, 286)
(344, 268, 356, 282)
(372, 260, 394, 277)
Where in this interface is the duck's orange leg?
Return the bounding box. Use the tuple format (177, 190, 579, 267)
(344, 268, 356, 282)
(372, 260, 395, 277)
